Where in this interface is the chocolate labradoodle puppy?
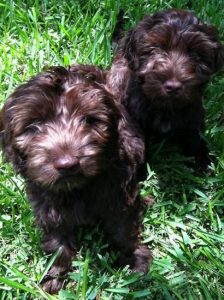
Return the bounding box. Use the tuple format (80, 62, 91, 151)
(108, 9, 224, 171)
(0, 65, 152, 294)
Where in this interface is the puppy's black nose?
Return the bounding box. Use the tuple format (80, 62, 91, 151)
(164, 79, 182, 93)
(54, 156, 79, 173)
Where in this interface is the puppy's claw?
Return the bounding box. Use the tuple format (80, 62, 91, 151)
(42, 276, 65, 294)
(142, 195, 154, 207)
(195, 154, 213, 173)
(132, 246, 153, 274)
(118, 245, 152, 275)
(40, 265, 69, 294)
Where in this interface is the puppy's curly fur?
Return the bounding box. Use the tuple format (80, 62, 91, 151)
(108, 9, 224, 171)
(0, 65, 152, 294)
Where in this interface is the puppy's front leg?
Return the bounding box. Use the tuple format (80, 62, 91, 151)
(176, 129, 211, 172)
(103, 199, 152, 274)
(28, 188, 77, 294)
(40, 229, 76, 294)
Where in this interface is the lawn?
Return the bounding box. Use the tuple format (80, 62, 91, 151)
(0, 0, 224, 299)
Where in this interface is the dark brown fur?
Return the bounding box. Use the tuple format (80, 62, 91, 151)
(0, 65, 152, 294)
(108, 9, 224, 171)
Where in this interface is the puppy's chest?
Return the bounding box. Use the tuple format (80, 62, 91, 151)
(152, 111, 175, 134)
(34, 191, 100, 228)
(127, 91, 182, 135)
(147, 108, 187, 136)
(59, 192, 100, 226)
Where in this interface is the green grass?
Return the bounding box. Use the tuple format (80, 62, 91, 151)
(0, 0, 224, 299)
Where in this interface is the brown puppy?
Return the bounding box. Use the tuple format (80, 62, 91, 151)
(108, 9, 224, 171)
(0, 65, 152, 294)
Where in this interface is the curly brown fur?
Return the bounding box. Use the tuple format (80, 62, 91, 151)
(108, 9, 224, 171)
(0, 65, 152, 294)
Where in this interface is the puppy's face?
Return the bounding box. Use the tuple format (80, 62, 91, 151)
(123, 9, 224, 107)
(1, 67, 118, 190)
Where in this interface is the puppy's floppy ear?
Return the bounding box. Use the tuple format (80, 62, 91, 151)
(103, 84, 145, 166)
(0, 106, 7, 147)
(117, 105, 145, 167)
(199, 24, 224, 72)
(69, 64, 106, 84)
(116, 106, 145, 204)
(112, 9, 126, 49)
(122, 15, 154, 71)
(122, 28, 139, 70)
(206, 24, 224, 72)
(214, 41, 224, 72)
(0, 108, 4, 145)
(0, 105, 13, 162)
(0, 108, 3, 129)
(0, 103, 23, 171)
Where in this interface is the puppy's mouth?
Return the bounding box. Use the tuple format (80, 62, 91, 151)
(54, 159, 87, 189)
(55, 175, 87, 190)
(144, 85, 185, 100)
(163, 89, 182, 98)
(57, 167, 81, 178)
(52, 154, 101, 190)
(141, 79, 194, 105)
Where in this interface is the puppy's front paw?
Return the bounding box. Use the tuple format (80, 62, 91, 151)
(40, 265, 68, 294)
(118, 245, 152, 275)
(142, 195, 154, 207)
(195, 153, 213, 173)
(132, 246, 152, 274)
(41, 275, 65, 294)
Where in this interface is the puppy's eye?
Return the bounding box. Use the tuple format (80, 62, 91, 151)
(83, 116, 101, 125)
(25, 122, 41, 133)
(139, 57, 147, 66)
(141, 47, 157, 56)
(149, 46, 159, 51)
(189, 51, 201, 62)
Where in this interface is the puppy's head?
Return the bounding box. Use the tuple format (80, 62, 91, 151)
(0, 65, 121, 190)
(123, 9, 224, 107)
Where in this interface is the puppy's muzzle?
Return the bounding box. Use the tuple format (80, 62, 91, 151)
(164, 79, 182, 94)
(54, 155, 80, 175)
